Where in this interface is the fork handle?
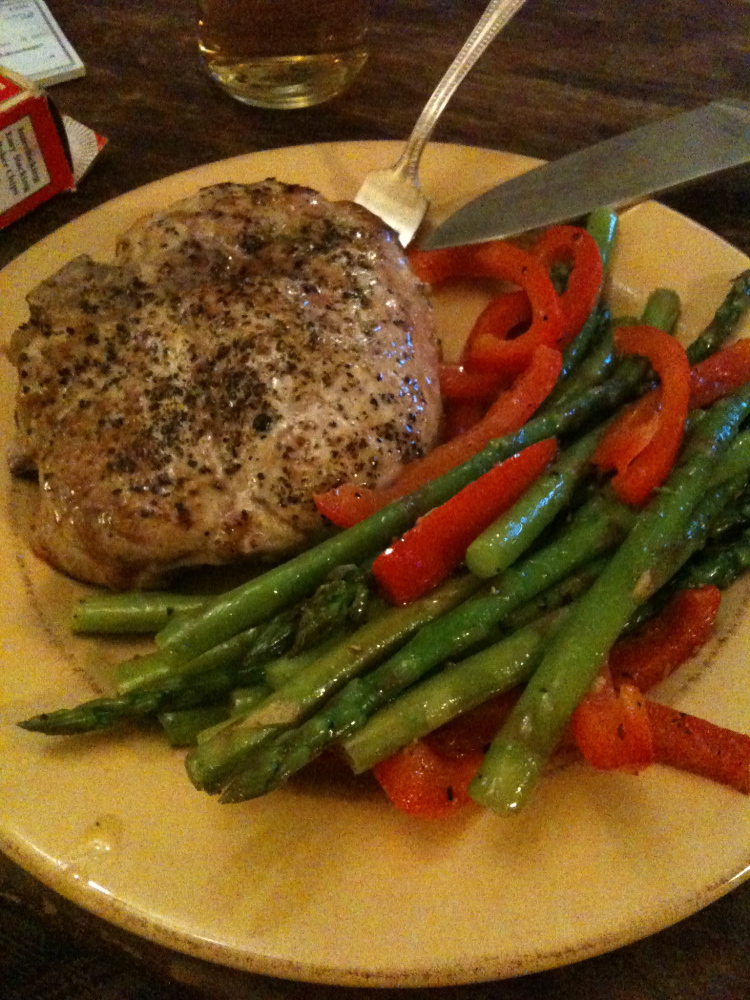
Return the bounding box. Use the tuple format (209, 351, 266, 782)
(395, 0, 529, 182)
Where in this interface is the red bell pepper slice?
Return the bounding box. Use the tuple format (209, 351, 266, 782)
(440, 397, 488, 441)
(572, 680, 750, 793)
(593, 325, 690, 506)
(569, 583, 750, 792)
(372, 740, 483, 818)
(407, 244, 479, 284)
(688, 337, 750, 408)
(571, 586, 721, 770)
(438, 363, 510, 402)
(646, 702, 750, 794)
(609, 586, 721, 692)
(314, 344, 562, 528)
(592, 392, 661, 475)
(463, 243, 566, 376)
(532, 225, 604, 345)
(570, 677, 655, 772)
(439, 290, 532, 401)
(373, 437, 557, 605)
(595, 339, 750, 476)
(410, 241, 566, 378)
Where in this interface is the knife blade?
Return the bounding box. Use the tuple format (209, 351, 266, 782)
(422, 100, 750, 250)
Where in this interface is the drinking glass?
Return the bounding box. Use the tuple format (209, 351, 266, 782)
(197, 0, 369, 109)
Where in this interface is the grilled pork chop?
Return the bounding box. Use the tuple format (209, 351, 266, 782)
(9, 180, 441, 589)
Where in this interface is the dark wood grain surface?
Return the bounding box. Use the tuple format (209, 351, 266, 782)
(2, 0, 750, 997)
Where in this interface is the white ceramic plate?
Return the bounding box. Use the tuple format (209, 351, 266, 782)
(1, 142, 749, 989)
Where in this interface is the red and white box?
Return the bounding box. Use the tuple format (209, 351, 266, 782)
(0, 66, 105, 228)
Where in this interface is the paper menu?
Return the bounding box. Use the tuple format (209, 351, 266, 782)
(0, 0, 84, 86)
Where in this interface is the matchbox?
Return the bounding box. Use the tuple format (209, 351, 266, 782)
(0, 66, 105, 229)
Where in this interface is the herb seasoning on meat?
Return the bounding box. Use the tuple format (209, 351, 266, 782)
(9, 180, 441, 589)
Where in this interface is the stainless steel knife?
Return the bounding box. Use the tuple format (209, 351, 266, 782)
(421, 100, 750, 250)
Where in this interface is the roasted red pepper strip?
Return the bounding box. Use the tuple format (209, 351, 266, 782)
(463, 243, 565, 376)
(609, 586, 721, 692)
(592, 392, 661, 475)
(572, 681, 750, 793)
(568, 584, 750, 791)
(438, 291, 532, 410)
(373, 438, 557, 605)
(372, 740, 483, 818)
(440, 397, 487, 441)
(595, 338, 750, 480)
(646, 702, 750, 794)
(315, 344, 562, 528)
(410, 242, 566, 377)
(439, 290, 532, 401)
(688, 337, 750, 408)
(532, 225, 604, 344)
(593, 325, 690, 506)
(571, 587, 721, 770)
(407, 245, 478, 284)
(438, 364, 510, 401)
(570, 677, 655, 772)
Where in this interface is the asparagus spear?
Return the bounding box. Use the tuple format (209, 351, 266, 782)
(561, 207, 618, 364)
(116, 564, 368, 694)
(557, 305, 610, 383)
(708, 430, 750, 486)
(185, 573, 482, 793)
(158, 705, 232, 747)
(675, 527, 750, 590)
(622, 526, 750, 638)
(18, 666, 245, 735)
(497, 556, 610, 632)
(230, 685, 275, 714)
(465, 423, 606, 579)
(542, 209, 619, 398)
(540, 317, 614, 413)
(585, 206, 619, 273)
(468, 387, 750, 814)
(640, 287, 682, 334)
(19, 569, 373, 733)
(114, 614, 297, 698)
(71, 592, 206, 634)
(343, 609, 570, 774)
(263, 629, 348, 690)
(686, 269, 750, 363)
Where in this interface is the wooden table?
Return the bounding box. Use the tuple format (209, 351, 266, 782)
(2, 1, 749, 997)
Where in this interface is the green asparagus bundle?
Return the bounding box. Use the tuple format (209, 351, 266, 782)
(19, 564, 372, 734)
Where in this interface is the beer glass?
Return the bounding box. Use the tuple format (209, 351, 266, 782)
(198, 0, 369, 109)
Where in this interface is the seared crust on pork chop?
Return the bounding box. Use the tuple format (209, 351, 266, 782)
(9, 180, 441, 589)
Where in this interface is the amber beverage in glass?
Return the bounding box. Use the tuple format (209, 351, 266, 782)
(197, 0, 369, 109)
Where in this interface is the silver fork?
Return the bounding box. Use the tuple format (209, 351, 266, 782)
(354, 0, 530, 247)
